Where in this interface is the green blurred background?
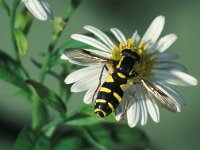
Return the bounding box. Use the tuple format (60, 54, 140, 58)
(0, 0, 200, 149)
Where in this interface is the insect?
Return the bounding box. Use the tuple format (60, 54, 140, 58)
(64, 48, 177, 118)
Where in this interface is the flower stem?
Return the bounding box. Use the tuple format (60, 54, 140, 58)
(37, 0, 82, 134)
(10, 0, 21, 64)
(39, 0, 82, 82)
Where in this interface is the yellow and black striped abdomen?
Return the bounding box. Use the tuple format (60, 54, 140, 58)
(94, 75, 126, 118)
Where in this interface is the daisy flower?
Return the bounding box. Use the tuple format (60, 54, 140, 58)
(23, 0, 53, 21)
(61, 16, 198, 127)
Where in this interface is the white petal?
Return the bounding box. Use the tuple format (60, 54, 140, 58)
(138, 87, 148, 125)
(146, 99, 160, 122)
(142, 16, 165, 48)
(71, 75, 99, 92)
(143, 88, 160, 122)
(126, 85, 141, 127)
(115, 99, 126, 121)
(110, 28, 127, 46)
(127, 100, 140, 128)
(156, 34, 177, 53)
(71, 34, 111, 52)
(65, 65, 103, 84)
(154, 53, 178, 62)
(146, 100, 160, 122)
(131, 30, 140, 45)
(155, 62, 187, 72)
(84, 26, 114, 49)
(115, 85, 136, 122)
(83, 71, 108, 104)
(152, 69, 198, 86)
(40, 0, 53, 19)
(140, 98, 148, 125)
(24, 0, 53, 21)
(83, 86, 97, 104)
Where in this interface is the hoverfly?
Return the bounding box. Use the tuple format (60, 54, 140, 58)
(63, 48, 177, 118)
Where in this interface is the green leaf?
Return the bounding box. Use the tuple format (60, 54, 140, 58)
(26, 80, 67, 118)
(52, 122, 150, 150)
(12, 127, 50, 150)
(0, 50, 29, 93)
(14, 28, 28, 55)
(53, 136, 82, 150)
(85, 123, 150, 150)
(30, 58, 71, 99)
(64, 114, 103, 126)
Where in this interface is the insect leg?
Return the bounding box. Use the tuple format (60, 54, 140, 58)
(122, 95, 131, 115)
(92, 65, 108, 102)
(117, 94, 133, 122)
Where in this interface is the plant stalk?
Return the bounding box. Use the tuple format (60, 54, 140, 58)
(10, 0, 21, 64)
(39, 0, 82, 83)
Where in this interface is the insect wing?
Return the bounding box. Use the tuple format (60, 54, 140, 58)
(136, 74, 178, 112)
(63, 48, 113, 65)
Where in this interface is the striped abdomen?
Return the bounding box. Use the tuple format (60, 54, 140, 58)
(94, 74, 126, 118)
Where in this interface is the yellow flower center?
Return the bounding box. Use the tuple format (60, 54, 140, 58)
(110, 38, 157, 83)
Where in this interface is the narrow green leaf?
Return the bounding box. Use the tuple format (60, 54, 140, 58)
(64, 114, 103, 126)
(86, 123, 150, 149)
(32, 93, 49, 129)
(30, 58, 71, 99)
(0, 50, 29, 94)
(52, 123, 150, 150)
(26, 80, 66, 117)
(53, 136, 82, 150)
(14, 28, 28, 55)
(30, 58, 60, 78)
(12, 127, 50, 150)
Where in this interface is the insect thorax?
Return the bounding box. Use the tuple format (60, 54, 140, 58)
(116, 49, 140, 77)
